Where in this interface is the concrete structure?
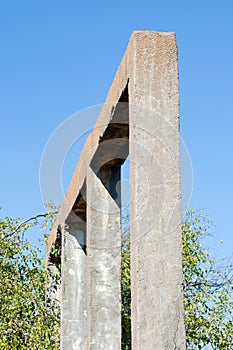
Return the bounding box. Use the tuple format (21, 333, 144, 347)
(46, 31, 186, 349)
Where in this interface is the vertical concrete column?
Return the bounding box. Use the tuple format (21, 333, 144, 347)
(86, 166, 121, 350)
(129, 32, 186, 349)
(61, 219, 87, 350)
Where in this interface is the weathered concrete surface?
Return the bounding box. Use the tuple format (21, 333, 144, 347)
(46, 30, 186, 350)
(61, 219, 87, 349)
(129, 32, 186, 349)
(86, 167, 121, 349)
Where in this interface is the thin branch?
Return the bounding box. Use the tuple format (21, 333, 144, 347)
(1, 211, 58, 241)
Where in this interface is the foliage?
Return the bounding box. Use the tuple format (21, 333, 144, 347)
(0, 207, 60, 350)
(183, 209, 233, 349)
(121, 218, 131, 350)
(121, 210, 233, 350)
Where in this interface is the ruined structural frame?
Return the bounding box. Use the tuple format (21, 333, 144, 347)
(46, 31, 186, 349)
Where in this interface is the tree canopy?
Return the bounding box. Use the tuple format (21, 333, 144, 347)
(182, 210, 233, 349)
(0, 209, 60, 350)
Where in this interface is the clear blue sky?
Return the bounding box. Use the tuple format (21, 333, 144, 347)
(0, 1, 232, 258)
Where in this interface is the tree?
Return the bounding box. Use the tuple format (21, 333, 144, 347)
(121, 210, 233, 350)
(0, 207, 60, 350)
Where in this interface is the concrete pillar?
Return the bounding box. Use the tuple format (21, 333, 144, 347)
(129, 32, 186, 349)
(86, 166, 122, 350)
(61, 219, 87, 349)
